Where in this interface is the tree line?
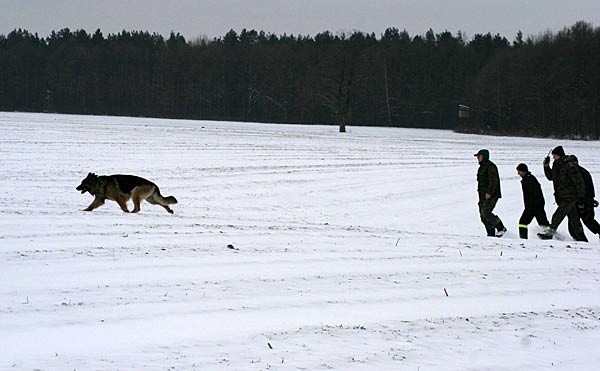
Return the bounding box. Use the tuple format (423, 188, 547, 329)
(0, 21, 598, 138)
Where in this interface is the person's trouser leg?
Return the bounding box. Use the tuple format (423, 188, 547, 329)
(519, 209, 535, 239)
(550, 198, 576, 230)
(535, 208, 550, 227)
(578, 200, 600, 235)
(479, 197, 502, 236)
(567, 205, 587, 242)
(539, 198, 576, 239)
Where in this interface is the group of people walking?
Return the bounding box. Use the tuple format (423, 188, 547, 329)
(475, 146, 600, 241)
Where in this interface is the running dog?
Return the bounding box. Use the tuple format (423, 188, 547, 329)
(76, 173, 178, 214)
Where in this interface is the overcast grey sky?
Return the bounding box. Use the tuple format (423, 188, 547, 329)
(2, 0, 599, 41)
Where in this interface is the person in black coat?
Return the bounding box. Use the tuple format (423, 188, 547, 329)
(516, 163, 550, 239)
(572, 156, 600, 240)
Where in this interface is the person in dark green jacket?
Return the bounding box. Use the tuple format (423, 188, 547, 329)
(475, 149, 507, 237)
(537, 146, 587, 241)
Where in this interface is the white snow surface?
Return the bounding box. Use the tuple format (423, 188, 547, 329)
(1, 112, 599, 370)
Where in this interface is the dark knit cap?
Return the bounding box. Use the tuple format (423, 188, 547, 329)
(516, 163, 528, 172)
(551, 146, 565, 157)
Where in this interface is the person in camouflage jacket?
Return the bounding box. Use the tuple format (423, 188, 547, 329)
(538, 146, 587, 241)
(475, 149, 507, 237)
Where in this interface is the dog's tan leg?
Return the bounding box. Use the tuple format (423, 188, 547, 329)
(131, 185, 154, 213)
(114, 195, 130, 213)
(84, 197, 105, 211)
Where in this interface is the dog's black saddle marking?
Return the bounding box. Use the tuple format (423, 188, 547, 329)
(107, 174, 152, 195)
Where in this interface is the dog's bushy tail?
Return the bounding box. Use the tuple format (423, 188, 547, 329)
(155, 187, 178, 204)
(163, 195, 178, 204)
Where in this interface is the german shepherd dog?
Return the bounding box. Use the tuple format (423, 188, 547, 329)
(76, 173, 178, 214)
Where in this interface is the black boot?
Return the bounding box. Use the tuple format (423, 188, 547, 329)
(537, 226, 555, 240)
(485, 225, 496, 237)
(519, 225, 528, 239)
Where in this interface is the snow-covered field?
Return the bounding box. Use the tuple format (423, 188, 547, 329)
(1, 112, 599, 370)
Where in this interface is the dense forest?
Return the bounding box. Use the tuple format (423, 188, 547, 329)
(0, 21, 598, 138)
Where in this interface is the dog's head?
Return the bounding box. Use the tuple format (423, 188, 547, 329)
(76, 172, 99, 194)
